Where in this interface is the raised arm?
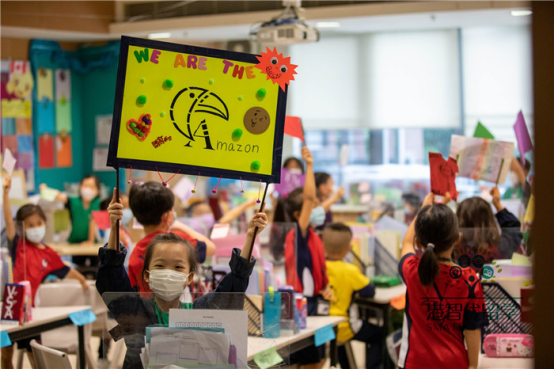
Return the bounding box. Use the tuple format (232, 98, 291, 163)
(107, 189, 123, 251)
(3, 175, 15, 241)
(401, 193, 435, 257)
(241, 209, 268, 260)
(297, 147, 316, 235)
(218, 197, 257, 224)
(510, 157, 527, 186)
(321, 186, 344, 212)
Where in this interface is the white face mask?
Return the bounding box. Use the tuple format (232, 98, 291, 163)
(509, 172, 520, 186)
(80, 187, 97, 201)
(26, 226, 46, 244)
(147, 269, 191, 301)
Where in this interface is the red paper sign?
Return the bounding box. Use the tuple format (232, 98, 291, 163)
(38, 134, 54, 168)
(1, 284, 25, 323)
(429, 152, 459, 201)
(92, 211, 111, 231)
(284, 116, 304, 142)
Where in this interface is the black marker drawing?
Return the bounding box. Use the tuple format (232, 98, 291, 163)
(170, 87, 229, 150)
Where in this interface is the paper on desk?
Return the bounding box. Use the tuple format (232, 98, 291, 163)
(68, 308, 97, 326)
(2, 149, 16, 175)
(314, 324, 335, 347)
(169, 309, 248, 368)
(254, 347, 283, 369)
(148, 327, 230, 367)
(512, 253, 532, 267)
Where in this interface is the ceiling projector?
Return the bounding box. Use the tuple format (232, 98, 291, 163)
(253, 1, 319, 45)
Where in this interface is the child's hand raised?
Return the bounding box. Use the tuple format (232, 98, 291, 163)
(422, 193, 435, 207)
(108, 188, 123, 229)
(3, 175, 11, 195)
(301, 146, 313, 166)
(489, 186, 504, 212)
(246, 210, 269, 237)
(321, 285, 334, 301)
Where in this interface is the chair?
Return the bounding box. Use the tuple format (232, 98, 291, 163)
(337, 341, 358, 368)
(33, 281, 102, 369)
(30, 339, 73, 369)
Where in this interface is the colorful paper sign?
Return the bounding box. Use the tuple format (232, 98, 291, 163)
(55, 100, 72, 133)
(473, 121, 494, 139)
(55, 69, 71, 102)
(0, 331, 11, 348)
(107, 37, 289, 183)
(254, 347, 283, 369)
(449, 135, 513, 184)
(37, 68, 54, 102)
(274, 167, 305, 197)
(56, 134, 72, 167)
(314, 324, 335, 347)
(284, 115, 304, 142)
(1, 284, 24, 323)
(513, 110, 533, 165)
(2, 148, 17, 175)
(92, 211, 111, 230)
(68, 308, 97, 326)
(429, 152, 459, 201)
(38, 134, 55, 169)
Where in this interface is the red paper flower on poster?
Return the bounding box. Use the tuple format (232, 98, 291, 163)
(255, 47, 297, 92)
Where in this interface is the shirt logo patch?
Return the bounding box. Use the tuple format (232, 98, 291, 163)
(42, 259, 48, 269)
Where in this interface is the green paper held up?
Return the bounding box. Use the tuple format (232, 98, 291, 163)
(474, 122, 495, 139)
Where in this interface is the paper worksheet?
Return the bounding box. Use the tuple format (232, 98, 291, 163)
(148, 327, 231, 367)
(169, 309, 248, 368)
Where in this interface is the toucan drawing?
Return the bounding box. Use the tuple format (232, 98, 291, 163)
(170, 87, 229, 150)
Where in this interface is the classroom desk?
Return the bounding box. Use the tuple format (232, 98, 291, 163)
(478, 353, 533, 368)
(355, 284, 407, 369)
(50, 243, 103, 256)
(0, 305, 92, 369)
(247, 316, 345, 366)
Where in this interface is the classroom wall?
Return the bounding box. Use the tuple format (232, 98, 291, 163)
(28, 40, 124, 193)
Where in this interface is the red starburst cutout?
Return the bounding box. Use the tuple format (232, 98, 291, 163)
(255, 47, 297, 92)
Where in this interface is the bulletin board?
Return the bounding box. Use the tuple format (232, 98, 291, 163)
(107, 36, 289, 183)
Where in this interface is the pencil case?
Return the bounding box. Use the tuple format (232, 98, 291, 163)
(483, 334, 533, 358)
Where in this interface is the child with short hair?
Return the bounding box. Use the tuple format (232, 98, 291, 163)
(323, 222, 382, 369)
(128, 181, 216, 292)
(398, 193, 485, 369)
(284, 147, 333, 369)
(2, 175, 88, 369)
(97, 189, 268, 368)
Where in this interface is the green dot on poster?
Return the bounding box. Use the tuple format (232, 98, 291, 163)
(257, 88, 266, 98)
(209, 79, 214, 84)
(238, 95, 243, 101)
(251, 161, 261, 171)
(160, 111, 166, 117)
(232, 129, 243, 140)
(163, 79, 174, 88)
(137, 95, 147, 105)
(140, 78, 146, 84)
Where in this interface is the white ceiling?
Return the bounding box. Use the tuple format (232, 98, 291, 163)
(1, 7, 531, 43)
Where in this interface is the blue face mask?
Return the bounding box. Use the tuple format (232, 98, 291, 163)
(121, 209, 133, 226)
(310, 206, 326, 227)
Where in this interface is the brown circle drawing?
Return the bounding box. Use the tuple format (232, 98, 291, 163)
(243, 107, 270, 134)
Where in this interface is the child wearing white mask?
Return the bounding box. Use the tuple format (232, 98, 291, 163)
(283, 147, 334, 369)
(97, 189, 268, 369)
(2, 175, 88, 369)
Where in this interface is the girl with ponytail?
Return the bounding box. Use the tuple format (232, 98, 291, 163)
(397, 193, 485, 369)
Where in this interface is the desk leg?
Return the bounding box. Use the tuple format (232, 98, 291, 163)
(382, 305, 391, 369)
(330, 327, 338, 368)
(78, 325, 85, 369)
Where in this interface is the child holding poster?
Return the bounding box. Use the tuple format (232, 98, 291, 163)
(97, 189, 268, 368)
(127, 181, 216, 292)
(283, 147, 333, 369)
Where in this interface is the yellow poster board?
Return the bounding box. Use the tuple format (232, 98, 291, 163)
(107, 37, 288, 183)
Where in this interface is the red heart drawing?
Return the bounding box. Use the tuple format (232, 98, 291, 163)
(126, 114, 152, 141)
